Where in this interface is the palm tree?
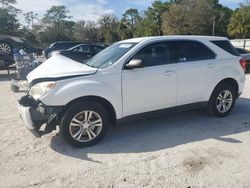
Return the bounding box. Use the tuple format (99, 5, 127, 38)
(227, 6, 250, 48)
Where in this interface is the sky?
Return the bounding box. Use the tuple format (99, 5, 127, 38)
(14, 0, 242, 24)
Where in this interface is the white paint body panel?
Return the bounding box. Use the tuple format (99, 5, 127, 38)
(28, 36, 246, 120)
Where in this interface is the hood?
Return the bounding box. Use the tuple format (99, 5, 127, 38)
(27, 54, 97, 83)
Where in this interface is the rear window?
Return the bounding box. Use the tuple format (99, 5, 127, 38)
(166, 41, 216, 63)
(211, 40, 240, 56)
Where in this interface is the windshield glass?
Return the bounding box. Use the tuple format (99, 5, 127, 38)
(86, 42, 137, 68)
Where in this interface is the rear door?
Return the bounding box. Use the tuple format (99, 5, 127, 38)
(169, 40, 217, 105)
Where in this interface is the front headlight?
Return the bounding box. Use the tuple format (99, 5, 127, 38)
(29, 81, 56, 100)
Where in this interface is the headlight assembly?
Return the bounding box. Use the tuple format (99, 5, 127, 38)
(29, 81, 56, 100)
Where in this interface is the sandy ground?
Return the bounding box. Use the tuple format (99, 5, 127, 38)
(0, 70, 250, 188)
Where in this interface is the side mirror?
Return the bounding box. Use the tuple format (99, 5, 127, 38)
(125, 59, 143, 70)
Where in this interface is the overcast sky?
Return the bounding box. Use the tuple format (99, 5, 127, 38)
(15, 0, 242, 24)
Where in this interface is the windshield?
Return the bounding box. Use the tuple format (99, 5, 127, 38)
(86, 42, 137, 68)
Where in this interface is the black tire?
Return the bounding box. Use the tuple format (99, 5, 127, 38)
(60, 101, 110, 148)
(11, 84, 19, 92)
(207, 83, 236, 117)
(0, 42, 12, 55)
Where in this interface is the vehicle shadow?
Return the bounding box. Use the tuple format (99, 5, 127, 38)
(50, 97, 250, 161)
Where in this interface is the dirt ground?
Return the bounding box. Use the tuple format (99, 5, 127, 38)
(0, 70, 250, 188)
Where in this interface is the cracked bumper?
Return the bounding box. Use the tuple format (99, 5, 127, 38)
(18, 101, 42, 137)
(18, 95, 62, 137)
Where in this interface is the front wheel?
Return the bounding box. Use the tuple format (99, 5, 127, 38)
(60, 101, 109, 147)
(207, 83, 236, 117)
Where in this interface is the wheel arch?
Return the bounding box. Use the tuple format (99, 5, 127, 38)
(58, 96, 117, 126)
(211, 78, 239, 98)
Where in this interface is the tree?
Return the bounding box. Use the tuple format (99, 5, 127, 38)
(144, 0, 170, 35)
(206, 0, 233, 36)
(0, 0, 19, 34)
(43, 5, 72, 33)
(161, 0, 214, 35)
(0, 8, 19, 34)
(121, 8, 140, 37)
(98, 14, 120, 43)
(227, 5, 250, 39)
(23, 11, 38, 28)
(41, 5, 74, 43)
(73, 20, 98, 42)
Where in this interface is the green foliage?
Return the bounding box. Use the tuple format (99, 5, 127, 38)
(121, 8, 140, 37)
(1, 1, 250, 47)
(23, 11, 38, 28)
(144, 0, 169, 35)
(98, 14, 120, 43)
(73, 20, 99, 42)
(40, 5, 74, 43)
(161, 0, 214, 35)
(43, 5, 72, 25)
(227, 5, 250, 38)
(0, 8, 19, 34)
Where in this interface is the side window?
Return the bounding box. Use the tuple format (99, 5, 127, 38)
(94, 46, 104, 53)
(178, 41, 215, 62)
(167, 41, 216, 63)
(132, 43, 170, 67)
(211, 40, 240, 56)
(74, 46, 92, 53)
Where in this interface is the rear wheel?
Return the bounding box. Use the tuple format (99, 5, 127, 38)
(60, 101, 109, 147)
(0, 42, 12, 55)
(207, 83, 236, 117)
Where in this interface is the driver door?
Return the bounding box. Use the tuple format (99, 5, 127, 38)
(122, 42, 178, 117)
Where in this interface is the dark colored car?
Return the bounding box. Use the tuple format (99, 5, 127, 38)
(0, 35, 40, 69)
(236, 47, 250, 73)
(44, 41, 91, 59)
(53, 44, 105, 63)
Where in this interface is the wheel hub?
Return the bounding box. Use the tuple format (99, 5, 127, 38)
(216, 90, 233, 113)
(69, 110, 103, 142)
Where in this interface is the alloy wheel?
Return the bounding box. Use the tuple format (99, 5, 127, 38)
(0, 43, 11, 54)
(69, 110, 103, 142)
(216, 90, 233, 113)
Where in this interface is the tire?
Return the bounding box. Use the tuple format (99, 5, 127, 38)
(207, 83, 236, 117)
(11, 84, 19, 93)
(60, 101, 110, 148)
(0, 42, 12, 55)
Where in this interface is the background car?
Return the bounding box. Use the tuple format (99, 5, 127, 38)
(44, 41, 91, 59)
(236, 47, 250, 73)
(0, 35, 41, 69)
(52, 44, 105, 63)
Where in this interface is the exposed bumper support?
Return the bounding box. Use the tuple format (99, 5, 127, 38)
(18, 95, 62, 137)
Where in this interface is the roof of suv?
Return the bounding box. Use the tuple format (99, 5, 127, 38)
(0, 35, 26, 43)
(120, 35, 228, 43)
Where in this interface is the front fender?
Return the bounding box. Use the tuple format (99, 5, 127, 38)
(39, 74, 122, 118)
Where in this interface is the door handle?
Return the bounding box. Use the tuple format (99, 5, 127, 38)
(207, 63, 215, 68)
(164, 70, 176, 76)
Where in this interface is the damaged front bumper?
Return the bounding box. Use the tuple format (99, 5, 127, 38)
(18, 95, 62, 137)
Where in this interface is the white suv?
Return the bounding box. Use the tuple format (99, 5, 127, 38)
(18, 36, 246, 147)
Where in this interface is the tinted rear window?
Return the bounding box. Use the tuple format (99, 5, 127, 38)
(166, 41, 216, 63)
(236, 48, 249, 54)
(211, 40, 240, 56)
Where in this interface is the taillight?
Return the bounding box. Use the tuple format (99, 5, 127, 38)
(239, 58, 247, 72)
